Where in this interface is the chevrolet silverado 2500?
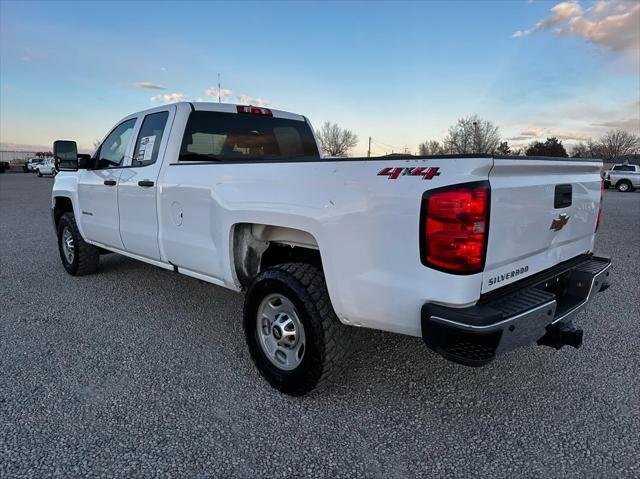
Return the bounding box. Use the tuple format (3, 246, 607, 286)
(51, 102, 611, 395)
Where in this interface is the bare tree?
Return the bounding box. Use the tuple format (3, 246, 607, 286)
(571, 139, 600, 158)
(418, 140, 445, 155)
(596, 129, 640, 161)
(444, 115, 501, 154)
(315, 122, 359, 157)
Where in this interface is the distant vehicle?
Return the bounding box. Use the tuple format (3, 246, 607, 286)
(0, 161, 10, 173)
(24, 158, 45, 173)
(36, 158, 56, 177)
(605, 164, 640, 192)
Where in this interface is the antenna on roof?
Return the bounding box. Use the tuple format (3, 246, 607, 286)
(218, 73, 221, 103)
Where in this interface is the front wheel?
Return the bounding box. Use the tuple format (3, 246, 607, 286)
(37, 170, 42, 177)
(243, 263, 352, 396)
(57, 212, 99, 275)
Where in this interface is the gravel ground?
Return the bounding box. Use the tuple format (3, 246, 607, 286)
(1, 173, 639, 478)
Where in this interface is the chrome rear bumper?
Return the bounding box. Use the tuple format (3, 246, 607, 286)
(421, 255, 611, 366)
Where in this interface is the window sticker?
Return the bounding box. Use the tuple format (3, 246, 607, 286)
(137, 135, 156, 163)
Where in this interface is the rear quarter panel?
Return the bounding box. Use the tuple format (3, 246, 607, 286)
(159, 157, 493, 336)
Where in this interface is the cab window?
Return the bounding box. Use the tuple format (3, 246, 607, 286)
(132, 111, 169, 167)
(95, 118, 136, 169)
(179, 111, 319, 161)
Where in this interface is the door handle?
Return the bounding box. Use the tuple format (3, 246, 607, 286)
(138, 180, 154, 187)
(104, 180, 116, 186)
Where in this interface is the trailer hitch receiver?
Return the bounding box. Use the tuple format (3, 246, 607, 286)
(537, 321, 583, 350)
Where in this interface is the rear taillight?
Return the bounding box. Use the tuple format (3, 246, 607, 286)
(420, 182, 490, 274)
(236, 105, 273, 116)
(596, 180, 604, 231)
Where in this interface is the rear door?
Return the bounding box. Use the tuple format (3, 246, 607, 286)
(77, 118, 137, 248)
(117, 106, 175, 260)
(482, 157, 602, 293)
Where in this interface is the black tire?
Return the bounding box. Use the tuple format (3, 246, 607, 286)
(616, 180, 632, 192)
(243, 263, 352, 396)
(57, 212, 99, 275)
(37, 170, 42, 177)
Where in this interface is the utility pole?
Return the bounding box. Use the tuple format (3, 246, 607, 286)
(218, 73, 221, 103)
(367, 136, 371, 158)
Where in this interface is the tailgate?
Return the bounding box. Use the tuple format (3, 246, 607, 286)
(482, 157, 602, 293)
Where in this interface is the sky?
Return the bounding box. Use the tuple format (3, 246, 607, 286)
(1, 0, 639, 156)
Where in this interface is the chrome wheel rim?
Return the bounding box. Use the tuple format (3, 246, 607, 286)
(256, 293, 306, 371)
(619, 183, 629, 191)
(61, 227, 75, 264)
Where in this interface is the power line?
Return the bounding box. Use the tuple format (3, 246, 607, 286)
(370, 138, 405, 151)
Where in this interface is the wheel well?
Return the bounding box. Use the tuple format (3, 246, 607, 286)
(53, 197, 74, 227)
(232, 223, 321, 288)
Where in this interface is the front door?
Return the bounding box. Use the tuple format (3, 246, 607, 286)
(117, 107, 173, 260)
(77, 118, 137, 248)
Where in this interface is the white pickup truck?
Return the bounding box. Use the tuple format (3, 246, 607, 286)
(604, 163, 640, 192)
(52, 102, 611, 395)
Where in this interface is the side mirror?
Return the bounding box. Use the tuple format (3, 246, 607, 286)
(53, 140, 78, 170)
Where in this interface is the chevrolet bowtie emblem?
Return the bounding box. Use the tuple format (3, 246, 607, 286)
(550, 213, 570, 231)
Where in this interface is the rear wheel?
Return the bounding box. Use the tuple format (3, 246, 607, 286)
(57, 212, 99, 275)
(617, 180, 632, 192)
(243, 263, 352, 396)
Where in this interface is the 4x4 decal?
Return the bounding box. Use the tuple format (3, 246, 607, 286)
(377, 166, 440, 180)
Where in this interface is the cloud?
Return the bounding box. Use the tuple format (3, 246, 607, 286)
(592, 118, 640, 132)
(509, 126, 589, 142)
(587, 1, 609, 15)
(520, 126, 545, 137)
(554, 130, 589, 140)
(236, 95, 271, 107)
(534, 1, 583, 31)
(514, 1, 583, 36)
(513, 0, 640, 55)
(160, 67, 167, 72)
(205, 87, 233, 100)
(132, 81, 165, 90)
(150, 93, 186, 103)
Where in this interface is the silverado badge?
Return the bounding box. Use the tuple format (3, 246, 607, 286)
(550, 213, 570, 231)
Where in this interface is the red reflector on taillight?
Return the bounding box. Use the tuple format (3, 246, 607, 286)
(421, 182, 490, 274)
(596, 180, 604, 231)
(236, 105, 273, 116)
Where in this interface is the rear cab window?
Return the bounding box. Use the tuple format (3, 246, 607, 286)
(612, 165, 635, 171)
(179, 111, 320, 162)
